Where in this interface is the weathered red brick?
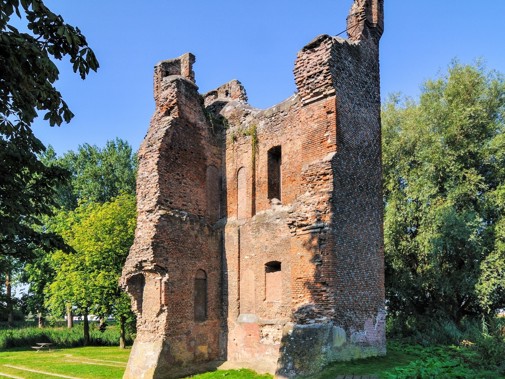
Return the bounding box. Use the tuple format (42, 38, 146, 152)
(121, 1, 385, 378)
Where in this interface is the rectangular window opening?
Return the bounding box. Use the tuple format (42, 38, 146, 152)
(194, 270, 208, 322)
(265, 261, 282, 302)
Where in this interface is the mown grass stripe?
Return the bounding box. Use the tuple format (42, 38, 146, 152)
(65, 359, 125, 368)
(3, 365, 82, 379)
(63, 355, 126, 365)
(0, 372, 25, 379)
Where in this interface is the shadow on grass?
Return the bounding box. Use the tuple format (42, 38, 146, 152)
(301, 342, 417, 379)
(185, 368, 273, 379)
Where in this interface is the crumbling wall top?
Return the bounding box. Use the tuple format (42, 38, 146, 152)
(346, 0, 384, 42)
(152, 53, 197, 107)
(203, 79, 248, 107)
(154, 52, 196, 83)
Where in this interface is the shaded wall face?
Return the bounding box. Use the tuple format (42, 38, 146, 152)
(328, 38, 385, 331)
(268, 36, 385, 378)
(292, 34, 385, 329)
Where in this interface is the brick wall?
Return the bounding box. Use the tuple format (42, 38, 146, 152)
(121, 55, 224, 379)
(121, 1, 385, 377)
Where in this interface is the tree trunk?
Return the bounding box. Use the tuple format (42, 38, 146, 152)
(119, 315, 126, 349)
(66, 304, 73, 328)
(83, 310, 90, 346)
(99, 316, 106, 332)
(37, 312, 45, 328)
(6, 271, 13, 325)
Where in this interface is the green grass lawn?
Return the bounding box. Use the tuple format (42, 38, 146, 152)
(0, 347, 270, 379)
(0, 346, 130, 379)
(0, 343, 503, 379)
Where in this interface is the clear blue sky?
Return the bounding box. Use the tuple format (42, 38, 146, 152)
(32, 0, 505, 155)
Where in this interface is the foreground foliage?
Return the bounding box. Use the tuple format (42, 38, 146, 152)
(0, 0, 98, 322)
(0, 0, 99, 259)
(307, 339, 505, 378)
(1, 0, 99, 135)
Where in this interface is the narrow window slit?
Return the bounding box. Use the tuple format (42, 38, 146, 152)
(194, 269, 208, 321)
(268, 146, 282, 201)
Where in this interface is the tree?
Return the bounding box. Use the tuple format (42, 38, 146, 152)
(21, 248, 55, 327)
(0, 256, 23, 324)
(0, 0, 98, 298)
(0, 136, 69, 261)
(57, 139, 137, 208)
(45, 194, 136, 346)
(24, 139, 137, 329)
(1, 0, 99, 137)
(382, 62, 505, 327)
(476, 133, 505, 313)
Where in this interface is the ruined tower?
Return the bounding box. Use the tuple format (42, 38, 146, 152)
(121, 1, 385, 377)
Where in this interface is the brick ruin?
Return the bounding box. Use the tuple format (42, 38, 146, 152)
(120, 1, 385, 378)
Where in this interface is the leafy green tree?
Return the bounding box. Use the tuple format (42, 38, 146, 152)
(39, 139, 137, 210)
(0, 0, 98, 302)
(24, 139, 136, 330)
(45, 194, 136, 346)
(0, 256, 23, 324)
(476, 133, 505, 313)
(58, 139, 137, 208)
(382, 62, 505, 326)
(21, 249, 55, 327)
(114, 292, 136, 349)
(0, 136, 69, 261)
(1, 0, 98, 136)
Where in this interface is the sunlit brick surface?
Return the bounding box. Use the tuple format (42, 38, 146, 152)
(121, 1, 385, 378)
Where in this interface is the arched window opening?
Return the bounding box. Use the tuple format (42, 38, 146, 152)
(161, 276, 169, 306)
(194, 269, 207, 322)
(268, 146, 282, 201)
(206, 165, 221, 222)
(237, 167, 247, 220)
(265, 261, 282, 302)
(127, 274, 145, 314)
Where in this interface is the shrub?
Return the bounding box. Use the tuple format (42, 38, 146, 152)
(381, 343, 501, 379)
(0, 323, 133, 349)
(473, 319, 505, 374)
(383, 357, 479, 378)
